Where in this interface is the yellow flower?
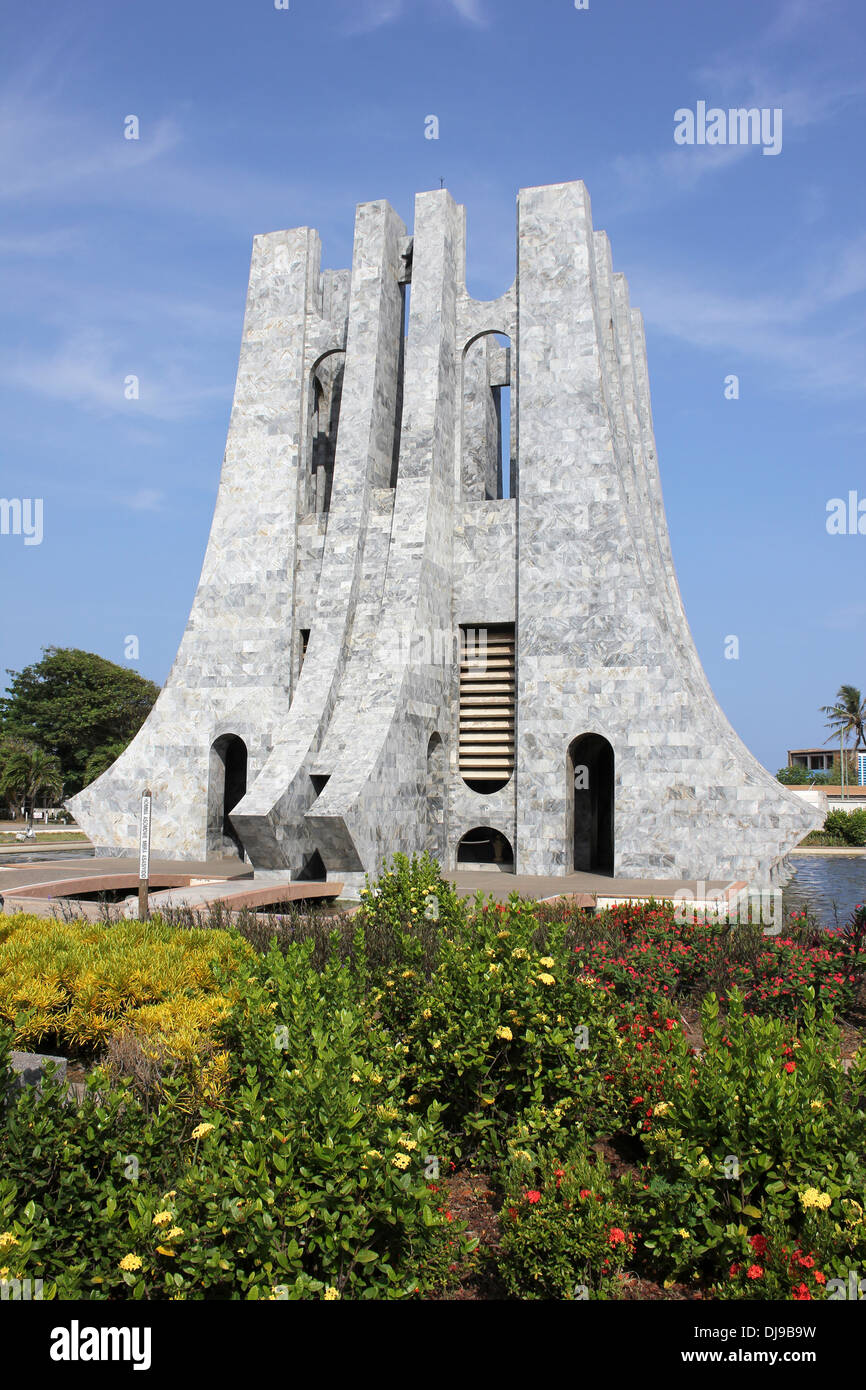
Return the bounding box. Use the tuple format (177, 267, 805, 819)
(676, 1229, 691, 1239)
(398, 1136, 418, 1150)
(351, 1071, 362, 1082)
(323, 1286, 340, 1300)
(488, 963, 501, 975)
(653, 1101, 672, 1116)
(432, 1039, 441, 1050)
(497, 930, 510, 939)
(119, 1254, 143, 1271)
(153, 1210, 173, 1227)
(401, 970, 414, 978)
(391, 1154, 411, 1169)
(799, 1187, 832, 1211)
(191, 1123, 214, 1140)
(810, 1100, 824, 1111)
(536, 973, 555, 986)
(366, 1149, 383, 1160)
(539, 957, 555, 968)
(370, 1073, 383, 1085)
(167, 1228, 184, 1241)
(163, 1191, 177, 1200)
(696, 1156, 712, 1173)
(407, 1094, 419, 1105)
(0, 1233, 20, 1251)
(495, 1025, 513, 1041)
(422, 1009, 432, 1020)
(376, 1105, 398, 1120)
(511, 948, 528, 960)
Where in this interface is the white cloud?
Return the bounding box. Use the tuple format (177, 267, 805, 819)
(342, 0, 487, 35)
(631, 233, 866, 396)
(0, 328, 227, 421)
(123, 489, 166, 513)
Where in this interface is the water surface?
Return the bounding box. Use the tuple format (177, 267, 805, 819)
(782, 854, 866, 930)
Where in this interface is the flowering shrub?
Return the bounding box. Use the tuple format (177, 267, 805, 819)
(0, 941, 473, 1300)
(400, 895, 619, 1159)
(569, 902, 864, 1022)
(498, 1139, 637, 1299)
(632, 992, 866, 1287)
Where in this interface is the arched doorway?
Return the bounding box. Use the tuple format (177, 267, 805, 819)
(568, 734, 614, 876)
(457, 826, 514, 872)
(426, 733, 446, 865)
(207, 735, 248, 859)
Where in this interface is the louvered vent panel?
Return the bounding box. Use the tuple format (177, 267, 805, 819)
(459, 624, 515, 787)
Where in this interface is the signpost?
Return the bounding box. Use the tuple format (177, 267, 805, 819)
(138, 789, 152, 921)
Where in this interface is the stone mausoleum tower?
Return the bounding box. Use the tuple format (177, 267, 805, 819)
(69, 182, 817, 887)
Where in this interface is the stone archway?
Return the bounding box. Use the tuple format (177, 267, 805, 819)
(568, 734, 614, 875)
(207, 734, 248, 860)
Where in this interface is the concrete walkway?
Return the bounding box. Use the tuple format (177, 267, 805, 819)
(0, 854, 740, 918)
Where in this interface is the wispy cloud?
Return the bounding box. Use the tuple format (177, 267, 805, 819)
(122, 489, 166, 513)
(632, 231, 866, 396)
(613, 0, 866, 207)
(0, 327, 228, 421)
(341, 0, 487, 35)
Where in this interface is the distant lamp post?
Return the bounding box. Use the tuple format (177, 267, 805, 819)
(138, 789, 152, 921)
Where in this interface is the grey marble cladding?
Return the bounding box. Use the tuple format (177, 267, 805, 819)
(69, 181, 819, 886)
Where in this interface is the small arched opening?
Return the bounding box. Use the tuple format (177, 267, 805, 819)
(305, 351, 345, 514)
(457, 826, 514, 872)
(568, 734, 614, 876)
(207, 734, 248, 860)
(461, 332, 513, 501)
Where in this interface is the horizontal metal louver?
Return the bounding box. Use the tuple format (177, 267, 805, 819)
(459, 624, 515, 787)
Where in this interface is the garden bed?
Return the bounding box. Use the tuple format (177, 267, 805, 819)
(1, 860, 865, 1301)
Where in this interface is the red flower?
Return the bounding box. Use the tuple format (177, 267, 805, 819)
(792, 1283, 812, 1300)
(730, 1263, 741, 1278)
(608, 1227, 627, 1247)
(749, 1234, 768, 1255)
(525, 1190, 542, 1205)
(579, 1189, 591, 1200)
(507, 1206, 519, 1222)
(746, 1265, 764, 1280)
(813, 1271, 826, 1284)
(783, 1061, 796, 1074)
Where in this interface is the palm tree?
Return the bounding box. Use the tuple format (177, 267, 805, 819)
(822, 685, 866, 748)
(821, 685, 866, 790)
(0, 741, 64, 831)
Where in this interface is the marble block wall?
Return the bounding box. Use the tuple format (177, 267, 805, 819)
(68, 181, 819, 885)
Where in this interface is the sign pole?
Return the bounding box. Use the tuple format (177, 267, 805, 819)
(138, 788, 152, 921)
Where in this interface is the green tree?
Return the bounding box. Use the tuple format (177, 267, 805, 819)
(821, 684, 866, 755)
(0, 648, 159, 796)
(0, 740, 64, 829)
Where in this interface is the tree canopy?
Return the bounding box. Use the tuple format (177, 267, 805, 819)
(0, 648, 160, 797)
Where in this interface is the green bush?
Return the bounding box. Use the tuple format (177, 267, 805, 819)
(824, 809, 866, 846)
(498, 1138, 636, 1299)
(0, 938, 474, 1300)
(399, 895, 619, 1160)
(633, 992, 866, 1290)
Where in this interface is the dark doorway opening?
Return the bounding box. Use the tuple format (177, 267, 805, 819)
(457, 826, 514, 870)
(208, 734, 248, 860)
(568, 734, 614, 876)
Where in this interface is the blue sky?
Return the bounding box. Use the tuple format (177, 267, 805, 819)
(0, 0, 864, 772)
